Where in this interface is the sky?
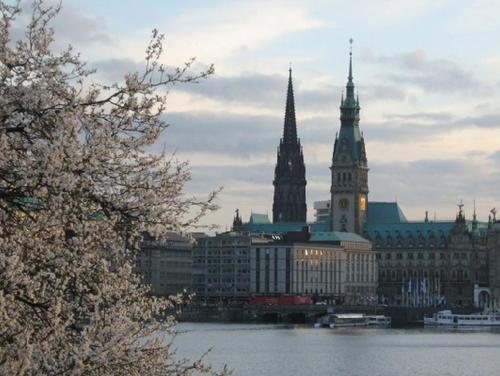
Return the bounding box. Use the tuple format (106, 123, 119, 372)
(14, 0, 500, 229)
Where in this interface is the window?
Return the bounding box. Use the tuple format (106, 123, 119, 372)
(407, 253, 414, 260)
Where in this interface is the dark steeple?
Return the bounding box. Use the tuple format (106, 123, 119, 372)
(232, 209, 243, 232)
(283, 67, 298, 144)
(273, 67, 307, 223)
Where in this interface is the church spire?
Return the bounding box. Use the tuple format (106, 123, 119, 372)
(283, 65, 298, 145)
(272, 65, 307, 223)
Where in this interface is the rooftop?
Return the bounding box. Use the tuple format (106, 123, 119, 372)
(367, 201, 407, 224)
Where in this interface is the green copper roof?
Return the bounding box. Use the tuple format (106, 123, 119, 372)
(243, 222, 305, 233)
(310, 231, 370, 243)
(248, 213, 271, 225)
(364, 221, 455, 247)
(367, 202, 407, 224)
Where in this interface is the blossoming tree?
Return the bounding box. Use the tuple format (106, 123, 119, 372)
(0, 1, 224, 374)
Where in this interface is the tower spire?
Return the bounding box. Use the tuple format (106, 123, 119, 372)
(345, 38, 356, 104)
(348, 38, 353, 83)
(283, 64, 297, 144)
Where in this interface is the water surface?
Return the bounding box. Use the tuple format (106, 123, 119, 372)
(173, 323, 500, 376)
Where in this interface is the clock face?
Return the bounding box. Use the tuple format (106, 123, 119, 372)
(339, 198, 349, 210)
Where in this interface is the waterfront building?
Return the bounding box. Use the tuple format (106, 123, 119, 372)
(366, 207, 490, 307)
(192, 232, 253, 304)
(250, 231, 377, 304)
(487, 220, 500, 308)
(138, 232, 193, 296)
(272, 68, 307, 223)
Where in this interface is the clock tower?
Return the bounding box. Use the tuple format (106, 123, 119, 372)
(330, 41, 368, 233)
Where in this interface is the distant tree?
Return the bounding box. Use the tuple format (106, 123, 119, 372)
(0, 1, 224, 374)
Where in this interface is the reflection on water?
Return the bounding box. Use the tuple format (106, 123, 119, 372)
(172, 323, 500, 376)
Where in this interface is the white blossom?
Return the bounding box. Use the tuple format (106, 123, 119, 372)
(0, 1, 224, 375)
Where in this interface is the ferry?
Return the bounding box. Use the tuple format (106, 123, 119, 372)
(315, 313, 391, 328)
(366, 315, 392, 327)
(424, 310, 500, 326)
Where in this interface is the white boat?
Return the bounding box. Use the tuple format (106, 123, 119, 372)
(366, 315, 391, 327)
(329, 313, 369, 328)
(424, 310, 500, 326)
(315, 313, 369, 328)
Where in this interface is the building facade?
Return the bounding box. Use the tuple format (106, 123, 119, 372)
(272, 68, 307, 223)
(192, 232, 252, 304)
(250, 232, 378, 305)
(487, 221, 500, 308)
(364, 206, 492, 308)
(138, 232, 193, 296)
(313, 200, 331, 223)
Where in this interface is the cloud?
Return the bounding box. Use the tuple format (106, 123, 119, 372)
(369, 157, 500, 220)
(385, 112, 453, 122)
(176, 72, 285, 109)
(159, 111, 281, 157)
(52, 3, 112, 47)
(455, 114, 500, 129)
(10, 2, 112, 49)
(489, 150, 500, 164)
(164, 2, 325, 63)
(367, 49, 489, 96)
(452, 1, 500, 33)
(91, 58, 145, 82)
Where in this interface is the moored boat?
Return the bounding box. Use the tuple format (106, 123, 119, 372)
(366, 315, 391, 327)
(315, 313, 370, 328)
(424, 310, 500, 326)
